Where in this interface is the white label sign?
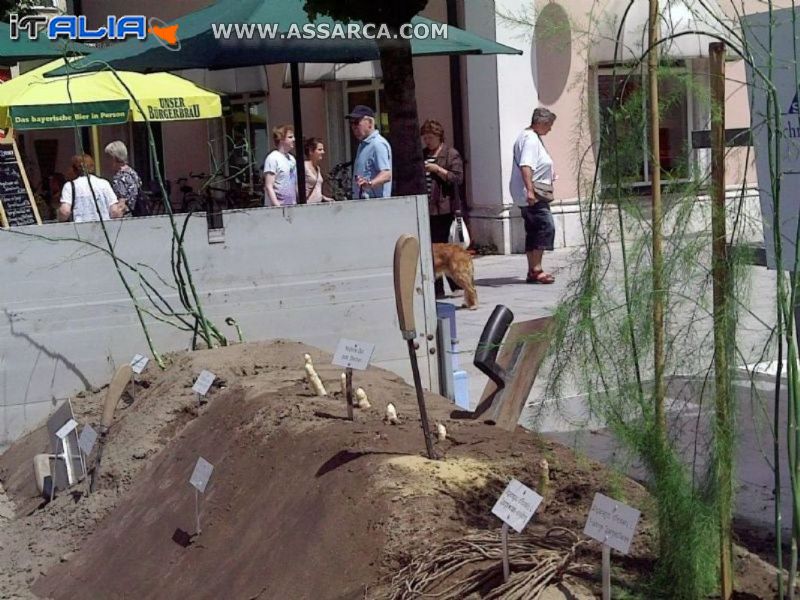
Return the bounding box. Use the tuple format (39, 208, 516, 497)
(78, 424, 98, 455)
(189, 457, 214, 493)
(192, 370, 216, 396)
(491, 479, 543, 534)
(130, 354, 149, 374)
(332, 339, 375, 371)
(583, 493, 641, 555)
(55, 418, 78, 440)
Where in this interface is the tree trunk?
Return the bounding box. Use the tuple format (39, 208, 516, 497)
(378, 36, 426, 196)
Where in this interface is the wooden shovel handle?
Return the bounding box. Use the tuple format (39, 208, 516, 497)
(102, 364, 133, 429)
(393, 234, 419, 339)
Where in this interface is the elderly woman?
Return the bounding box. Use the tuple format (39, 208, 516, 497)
(421, 119, 464, 244)
(509, 108, 557, 284)
(304, 137, 333, 203)
(104, 140, 145, 216)
(421, 119, 464, 297)
(58, 154, 123, 223)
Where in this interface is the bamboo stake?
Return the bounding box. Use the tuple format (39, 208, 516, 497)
(648, 1, 666, 441)
(710, 41, 733, 600)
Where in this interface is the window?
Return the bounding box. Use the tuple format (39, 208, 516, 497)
(597, 65, 692, 190)
(344, 79, 387, 161)
(223, 93, 268, 193)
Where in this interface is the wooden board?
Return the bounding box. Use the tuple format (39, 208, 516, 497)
(0, 133, 41, 228)
(474, 316, 554, 431)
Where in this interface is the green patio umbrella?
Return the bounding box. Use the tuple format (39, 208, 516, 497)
(48, 0, 521, 200)
(0, 22, 93, 66)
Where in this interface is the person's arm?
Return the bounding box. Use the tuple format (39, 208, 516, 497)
(434, 148, 464, 186)
(109, 200, 125, 219)
(368, 169, 392, 189)
(57, 181, 72, 221)
(362, 140, 392, 193)
(518, 136, 540, 205)
(263, 172, 280, 206)
(521, 165, 536, 205)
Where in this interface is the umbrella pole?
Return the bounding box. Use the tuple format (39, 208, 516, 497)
(91, 125, 101, 174)
(290, 62, 306, 204)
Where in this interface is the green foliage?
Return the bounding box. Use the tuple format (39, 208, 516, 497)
(1, 0, 36, 20)
(535, 41, 752, 597)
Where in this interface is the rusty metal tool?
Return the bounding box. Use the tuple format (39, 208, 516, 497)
(393, 234, 436, 460)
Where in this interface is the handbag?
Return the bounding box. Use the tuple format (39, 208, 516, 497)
(448, 215, 471, 249)
(533, 181, 555, 203)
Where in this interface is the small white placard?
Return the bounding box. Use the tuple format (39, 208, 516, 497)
(583, 493, 641, 555)
(78, 424, 98, 455)
(192, 370, 216, 396)
(189, 457, 214, 494)
(491, 479, 543, 534)
(332, 339, 375, 371)
(55, 418, 78, 440)
(130, 354, 149, 374)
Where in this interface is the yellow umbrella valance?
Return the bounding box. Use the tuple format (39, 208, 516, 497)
(0, 59, 222, 130)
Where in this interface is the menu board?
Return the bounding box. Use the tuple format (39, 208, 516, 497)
(0, 137, 40, 228)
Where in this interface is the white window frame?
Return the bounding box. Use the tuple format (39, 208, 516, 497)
(594, 62, 695, 189)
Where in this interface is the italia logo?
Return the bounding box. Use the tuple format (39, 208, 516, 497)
(8, 15, 181, 51)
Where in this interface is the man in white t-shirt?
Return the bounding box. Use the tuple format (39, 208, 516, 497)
(509, 108, 558, 284)
(263, 125, 298, 207)
(58, 154, 124, 223)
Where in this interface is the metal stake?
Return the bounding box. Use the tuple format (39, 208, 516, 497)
(345, 367, 354, 420)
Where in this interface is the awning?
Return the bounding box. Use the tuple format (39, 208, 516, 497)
(0, 22, 93, 66)
(281, 61, 382, 88)
(0, 59, 222, 130)
(177, 66, 269, 95)
(589, 0, 739, 65)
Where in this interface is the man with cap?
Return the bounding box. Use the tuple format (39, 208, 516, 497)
(347, 105, 392, 199)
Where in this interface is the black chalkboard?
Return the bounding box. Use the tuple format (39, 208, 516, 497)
(0, 141, 39, 227)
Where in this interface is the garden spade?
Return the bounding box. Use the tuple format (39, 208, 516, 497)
(90, 364, 132, 492)
(393, 234, 436, 460)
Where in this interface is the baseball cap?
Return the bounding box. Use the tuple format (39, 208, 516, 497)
(346, 105, 375, 120)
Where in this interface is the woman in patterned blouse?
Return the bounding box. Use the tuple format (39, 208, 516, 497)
(104, 140, 142, 216)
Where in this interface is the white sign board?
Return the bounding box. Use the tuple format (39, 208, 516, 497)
(332, 339, 375, 371)
(78, 424, 98, 455)
(583, 493, 641, 555)
(192, 370, 216, 396)
(491, 479, 543, 534)
(55, 418, 78, 440)
(130, 354, 149, 375)
(744, 8, 800, 270)
(189, 457, 214, 493)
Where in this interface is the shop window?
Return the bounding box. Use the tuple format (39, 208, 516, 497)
(597, 65, 692, 191)
(223, 93, 268, 194)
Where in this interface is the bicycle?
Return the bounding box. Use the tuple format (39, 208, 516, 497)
(328, 161, 353, 201)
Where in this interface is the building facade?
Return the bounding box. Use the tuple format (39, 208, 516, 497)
(15, 0, 790, 251)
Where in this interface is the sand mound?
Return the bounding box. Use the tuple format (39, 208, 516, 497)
(0, 341, 776, 599)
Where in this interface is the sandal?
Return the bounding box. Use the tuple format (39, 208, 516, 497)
(526, 270, 555, 284)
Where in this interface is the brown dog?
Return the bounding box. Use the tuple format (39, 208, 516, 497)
(432, 243, 478, 310)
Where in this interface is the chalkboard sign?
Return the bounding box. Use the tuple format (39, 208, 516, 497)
(0, 137, 40, 228)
